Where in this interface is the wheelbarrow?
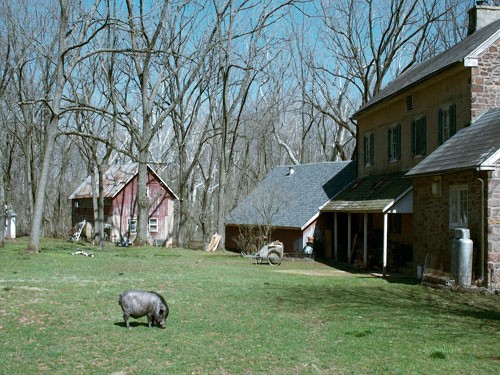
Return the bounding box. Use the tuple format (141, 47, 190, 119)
(242, 241, 284, 265)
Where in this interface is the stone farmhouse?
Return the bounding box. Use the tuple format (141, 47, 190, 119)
(321, 4, 500, 288)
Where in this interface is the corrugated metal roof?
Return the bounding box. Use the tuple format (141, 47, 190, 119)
(406, 107, 500, 177)
(68, 163, 179, 200)
(353, 18, 500, 118)
(321, 171, 412, 213)
(225, 161, 356, 229)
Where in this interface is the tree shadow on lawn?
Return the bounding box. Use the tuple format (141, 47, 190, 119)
(317, 259, 421, 286)
(268, 279, 500, 325)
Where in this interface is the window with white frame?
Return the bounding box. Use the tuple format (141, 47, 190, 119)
(128, 218, 137, 233)
(364, 132, 374, 167)
(149, 218, 158, 233)
(449, 186, 468, 227)
(388, 124, 401, 162)
(438, 103, 456, 145)
(411, 115, 426, 157)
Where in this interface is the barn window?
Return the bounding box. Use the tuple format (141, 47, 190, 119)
(149, 218, 158, 233)
(128, 218, 137, 233)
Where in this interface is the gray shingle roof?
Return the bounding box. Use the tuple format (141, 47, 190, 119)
(354, 18, 500, 117)
(321, 171, 412, 213)
(225, 161, 356, 229)
(406, 107, 500, 177)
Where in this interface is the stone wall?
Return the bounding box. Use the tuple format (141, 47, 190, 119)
(412, 170, 485, 281)
(471, 39, 500, 120)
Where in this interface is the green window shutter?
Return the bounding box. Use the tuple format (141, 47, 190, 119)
(370, 133, 374, 165)
(388, 128, 392, 160)
(364, 135, 368, 165)
(438, 108, 443, 145)
(396, 124, 401, 160)
(450, 104, 456, 137)
(411, 120, 416, 156)
(421, 116, 427, 155)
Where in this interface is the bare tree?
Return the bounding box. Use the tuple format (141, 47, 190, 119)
(234, 187, 288, 254)
(0, 11, 12, 246)
(211, 0, 299, 239)
(24, 0, 108, 252)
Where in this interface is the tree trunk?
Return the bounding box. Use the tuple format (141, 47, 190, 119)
(0, 138, 5, 247)
(27, 120, 58, 252)
(135, 159, 150, 246)
(27, 2, 69, 253)
(97, 164, 105, 249)
(91, 163, 99, 245)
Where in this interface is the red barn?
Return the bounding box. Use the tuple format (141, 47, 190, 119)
(69, 163, 178, 246)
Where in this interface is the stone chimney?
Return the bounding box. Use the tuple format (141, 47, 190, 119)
(468, 1, 500, 35)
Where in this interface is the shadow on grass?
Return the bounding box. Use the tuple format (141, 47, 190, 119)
(266, 278, 500, 325)
(316, 258, 421, 286)
(114, 321, 153, 329)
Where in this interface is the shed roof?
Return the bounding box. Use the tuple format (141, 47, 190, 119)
(353, 18, 500, 118)
(406, 107, 500, 177)
(321, 171, 412, 213)
(68, 163, 179, 200)
(225, 161, 356, 230)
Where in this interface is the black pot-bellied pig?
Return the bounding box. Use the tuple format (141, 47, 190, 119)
(118, 290, 169, 329)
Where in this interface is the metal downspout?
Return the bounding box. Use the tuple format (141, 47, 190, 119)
(477, 177, 485, 283)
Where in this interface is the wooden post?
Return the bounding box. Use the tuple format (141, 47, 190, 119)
(363, 213, 368, 267)
(347, 213, 352, 263)
(383, 213, 388, 276)
(334, 212, 338, 261)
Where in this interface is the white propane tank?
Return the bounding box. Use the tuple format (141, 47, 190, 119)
(450, 228, 473, 286)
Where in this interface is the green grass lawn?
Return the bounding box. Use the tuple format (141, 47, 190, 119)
(0, 238, 498, 374)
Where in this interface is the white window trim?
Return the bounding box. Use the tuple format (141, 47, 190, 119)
(449, 185, 468, 228)
(389, 124, 400, 163)
(440, 105, 451, 141)
(149, 218, 159, 233)
(128, 218, 137, 233)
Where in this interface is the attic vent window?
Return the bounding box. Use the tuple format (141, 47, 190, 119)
(405, 95, 414, 112)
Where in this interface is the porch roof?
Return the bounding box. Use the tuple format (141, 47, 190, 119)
(406, 107, 500, 177)
(320, 171, 412, 213)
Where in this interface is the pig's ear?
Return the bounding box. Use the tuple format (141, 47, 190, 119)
(156, 303, 164, 315)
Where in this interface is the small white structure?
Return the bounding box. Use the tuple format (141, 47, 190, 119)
(4, 206, 16, 240)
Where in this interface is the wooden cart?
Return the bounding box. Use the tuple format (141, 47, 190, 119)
(242, 241, 284, 266)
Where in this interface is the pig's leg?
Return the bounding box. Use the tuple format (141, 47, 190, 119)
(123, 313, 131, 329)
